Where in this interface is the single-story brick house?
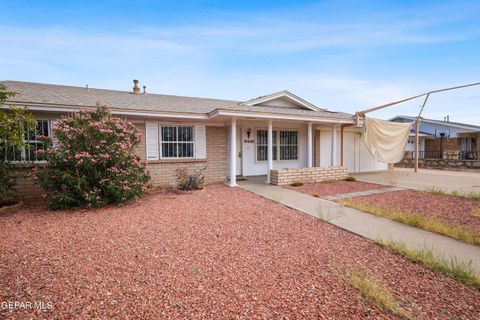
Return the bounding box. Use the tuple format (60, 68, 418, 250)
(391, 115, 480, 160)
(1, 80, 387, 195)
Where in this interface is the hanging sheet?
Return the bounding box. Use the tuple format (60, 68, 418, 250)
(362, 117, 413, 164)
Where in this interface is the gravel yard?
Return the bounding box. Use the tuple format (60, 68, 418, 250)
(1, 184, 480, 319)
(344, 190, 480, 235)
(286, 180, 387, 197)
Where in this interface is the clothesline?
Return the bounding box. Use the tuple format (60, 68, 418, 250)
(356, 81, 480, 117)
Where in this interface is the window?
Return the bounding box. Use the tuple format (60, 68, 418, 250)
(2, 120, 50, 162)
(161, 125, 194, 158)
(256, 130, 277, 161)
(256, 129, 297, 161)
(279, 130, 298, 160)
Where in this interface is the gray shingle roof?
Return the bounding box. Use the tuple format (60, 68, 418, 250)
(1, 80, 353, 120)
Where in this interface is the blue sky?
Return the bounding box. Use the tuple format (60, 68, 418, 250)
(1, 0, 479, 123)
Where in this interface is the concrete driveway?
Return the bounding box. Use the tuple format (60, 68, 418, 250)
(352, 168, 480, 193)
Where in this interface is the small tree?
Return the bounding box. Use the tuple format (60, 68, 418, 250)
(0, 85, 35, 202)
(35, 105, 150, 209)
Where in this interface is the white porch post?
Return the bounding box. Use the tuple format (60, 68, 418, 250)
(331, 125, 338, 166)
(229, 118, 237, 187)
(267, 120, 273, 184)
(307, 122, 313, 168)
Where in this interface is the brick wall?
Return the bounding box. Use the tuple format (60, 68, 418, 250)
(9, 165, 44, 200)
(314, 130, 321, 167)
(425, 138, 461, 153)
(134, 123, 146, 160)
(270, 166, 348, 186)
(145, 126, 226, 186)
(396, 158, 480, 171)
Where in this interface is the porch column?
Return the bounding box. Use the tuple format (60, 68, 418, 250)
(229, 118, 237, 187)
(267, 120, 273, 184)
(331, 125, 338, 166)
(307, 122, 313, 167)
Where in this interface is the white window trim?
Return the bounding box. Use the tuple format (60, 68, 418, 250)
(7, 119, 51, 163)
(255, 128, 299, 163)
(158, 124, 196, 160)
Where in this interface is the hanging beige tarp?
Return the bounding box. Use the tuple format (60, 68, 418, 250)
(362, 117, 413, 164)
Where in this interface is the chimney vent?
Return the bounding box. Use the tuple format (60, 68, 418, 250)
(132, 79, 140, 94)
(143, 85, 147, 94)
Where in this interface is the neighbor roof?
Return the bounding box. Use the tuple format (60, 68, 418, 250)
(1, 81, 353, 121)
(390, 115, 480, 132)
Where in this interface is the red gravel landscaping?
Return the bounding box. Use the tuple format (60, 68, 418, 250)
(344, 190, 480, 236)
(1, 184, 479, 319)
(286, 180, 387, 197)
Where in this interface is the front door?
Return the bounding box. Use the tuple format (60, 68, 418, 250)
(236, 127, 243, 176)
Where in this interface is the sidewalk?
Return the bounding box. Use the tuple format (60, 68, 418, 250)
(353, 168, 480, 193)
(239, 179, 480, 275)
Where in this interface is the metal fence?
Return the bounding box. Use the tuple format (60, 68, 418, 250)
(460, 151, 479, 160)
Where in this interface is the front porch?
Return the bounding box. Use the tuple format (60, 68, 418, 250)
(226, 117, 353, 187)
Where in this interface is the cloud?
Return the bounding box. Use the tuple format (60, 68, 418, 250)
(0, 1, 478, 124)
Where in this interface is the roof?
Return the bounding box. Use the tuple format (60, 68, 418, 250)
(0, 81, 353, 122)
(390, 115, 480, 132)
(240, 90, 324, 111)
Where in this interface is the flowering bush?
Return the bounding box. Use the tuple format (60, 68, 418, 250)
(35, 106, 150, 209)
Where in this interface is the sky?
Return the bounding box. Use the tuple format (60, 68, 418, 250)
(0, 0, 479, 123)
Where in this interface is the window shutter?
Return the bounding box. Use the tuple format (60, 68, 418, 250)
(146, 122, 159, 160)
(195, 125, 207, 159)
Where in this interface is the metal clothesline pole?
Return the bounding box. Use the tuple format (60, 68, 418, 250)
(356, 81, 480, 173)
(415, 93, 430, 172)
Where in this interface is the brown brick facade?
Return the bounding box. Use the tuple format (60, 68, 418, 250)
(314, 130, 321, 167)
(10, 165, 44, 201)
(144, 126, 227, 186)
(10, 124, 227, 199)
(425, 138, 461, 153)
(270, 166, 348, 186)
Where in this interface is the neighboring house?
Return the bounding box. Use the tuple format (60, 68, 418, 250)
(391, 115, 480, 160)
(1, 80, 387, 194)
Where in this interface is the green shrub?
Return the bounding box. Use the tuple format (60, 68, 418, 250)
(345, 176, 356, 182)
(290, 181, 304, 187)
(34, 106, 150, 209)
(0, 162, 15, 202)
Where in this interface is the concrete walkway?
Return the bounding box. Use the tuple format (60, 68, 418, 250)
(353, 168, 480, 194)
(239, 177, 480, 275)
(322, 187, 403, 201)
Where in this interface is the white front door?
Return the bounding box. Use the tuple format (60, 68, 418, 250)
(236, 127, 242, 176)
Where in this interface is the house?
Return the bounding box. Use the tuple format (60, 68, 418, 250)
(1, 80, 387, 194)
(390, 115, 480, 160)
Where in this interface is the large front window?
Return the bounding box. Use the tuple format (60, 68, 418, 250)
(256, 129, 297, 161)
(2, 120, 50, 162)
(161, 125, 194, 158)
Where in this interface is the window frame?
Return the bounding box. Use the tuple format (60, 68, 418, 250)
(159, 125, 196, 159)
(4, 119, 51, 163)
(255, 128, 299, 162)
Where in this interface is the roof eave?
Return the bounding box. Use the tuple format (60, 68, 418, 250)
(211, 109, 353, 124)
